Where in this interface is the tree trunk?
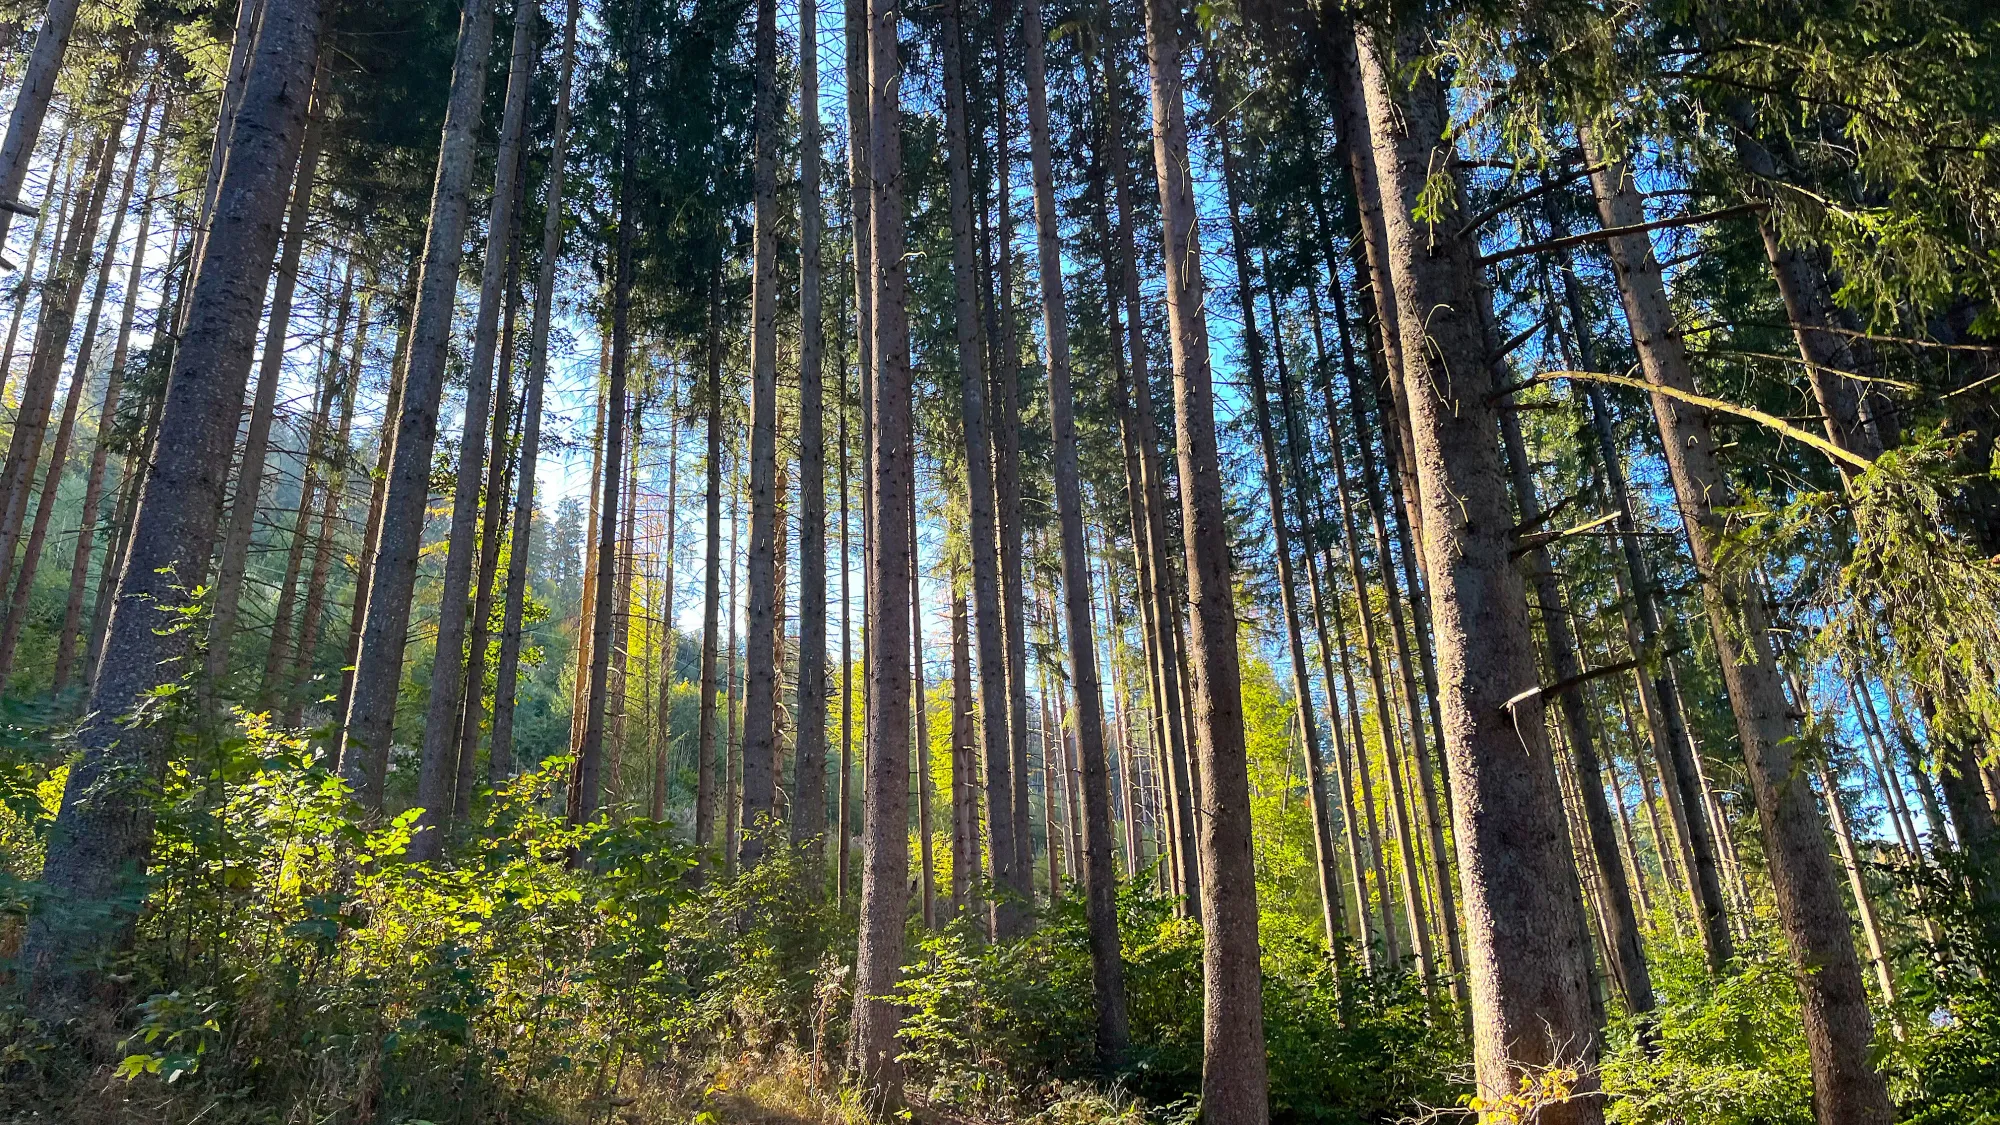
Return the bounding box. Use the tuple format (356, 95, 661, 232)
(851, 0, 914, 1099)
(988, 0, 1036, 901)
(1140, 0, 1268, 1117)
(25, 0, 325, 1013)
(492, 0, 579, 776)
(203, 69, 326, 698)
(950, 588, 979, 916)
(724, 459, 742, 870)
(0, 0, 84, 249)
(1220, 131, 1348, 970)
(458, 226, 522, 793)
(1344, 20, 1603, 1115)
(1500, 392, 1655, 1014)
(837, 308, 855, 899)
(0, 127, 117, 637)
(737, 0, 781, 866)
(652, 390, 680, 818)
(940, 0, 1023, 938)
(1586, 142, 1894, 1125)
(338, 0, 498, 804)
(573, 17, 639, 830)
(1022, 0, 1128, 1058)
(412, 0, 536, 853)
(0, 86, 153, 687)
(262, 263, 353, 704)
(289, 285, 365, 724)
(0, 132, 69, 395)
(54, 109, 169, 694)
(792, 0, 829, 868)
(911, 499, 936, 929)
(695, 264, 725, 870)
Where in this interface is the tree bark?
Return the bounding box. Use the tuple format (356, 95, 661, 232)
(1586, 139, 1894, 1125)
(1140, 0, 1267, 1117)
(492, 0, 579, 777)
(458, 223, 522, 794)
(695, 264, 725, 870)
(1344, 20, 1604, 1114)
(0, 131, 69, 397)
(338, 0, 497, 805)
(289, 285, 366, 724)
(792, 0, 829, 868)
(851, 0, 914, 1100)
(25, 0, 325, 1012)
(736, 0, 782, 866)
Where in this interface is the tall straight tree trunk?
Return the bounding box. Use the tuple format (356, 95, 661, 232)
(574, 17, 639, 830)
(412, 0, 536, 853)
(336, 265, 416, 743)
(338, 0, 498, 804)
(1499, 394, 1655, 1014)
(204, 69, 326, 696)
(1220, 132, 1347, 969)
(1585, 144, 1894, 1125)
(911, 501, 936, 929)
(940, 0, 1023, 937)
(792, 0, 829, 866)
(458, 230, 522, 793)
(694, 265, 725, 867)
(738, 0, 782, 865)
(0, 86, 153, 686)
(843, 0, 874, 832)
(724, 441, 742, 868)
(838, 317, 855, 897)
(263, 264, 354, 703)
(289, 288, 365, 723)
(25, 0, 325, 1012)
(0, 126, 117, 627)
(851, 0, 915, 1100)
(988, 0, 1036, 898)
(1021, 0, 1127, 1058)
(54, 109, 169, 694)
(652, 393, 680, 818)
(492, 0, 579, 775)
(1140, 0, 1267, 1118)
(1343, 20, 1603, 1116)
(0, 0, 83, 249)
(1544, 189, 1735, 967)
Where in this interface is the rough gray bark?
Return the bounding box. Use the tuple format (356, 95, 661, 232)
(1022, 0, 1128, 1060)
(338, 0, 497, 805)
(940, 0, 1023, 938)
(459, 226, 521, 796)
(1140, 0, 1268, 1118)
(1586, 141, 1894, 1125)
(412, 0, 536, 853)
(738, 0, 781, 866)
(492, 0, 579, 776)
(55, 107, 169, 694)
(791, 0, 829, 866)
(851, 0, 914, 1100)
(1347, 21, 1604, 1116)
(988, 0, 1036, 899)
(911, 497, 936, 928)
(0, 0, 83, 249)
(204, 71, 326, 697)
(24, 0, 325, 1012)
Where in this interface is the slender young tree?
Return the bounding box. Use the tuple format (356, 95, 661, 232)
(24, 0, 326, 1011)
(695, 264, 726, 869)
(0, 0, 84, 248)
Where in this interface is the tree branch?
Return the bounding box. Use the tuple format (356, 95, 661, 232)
(1478, 203, 1767, 268)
